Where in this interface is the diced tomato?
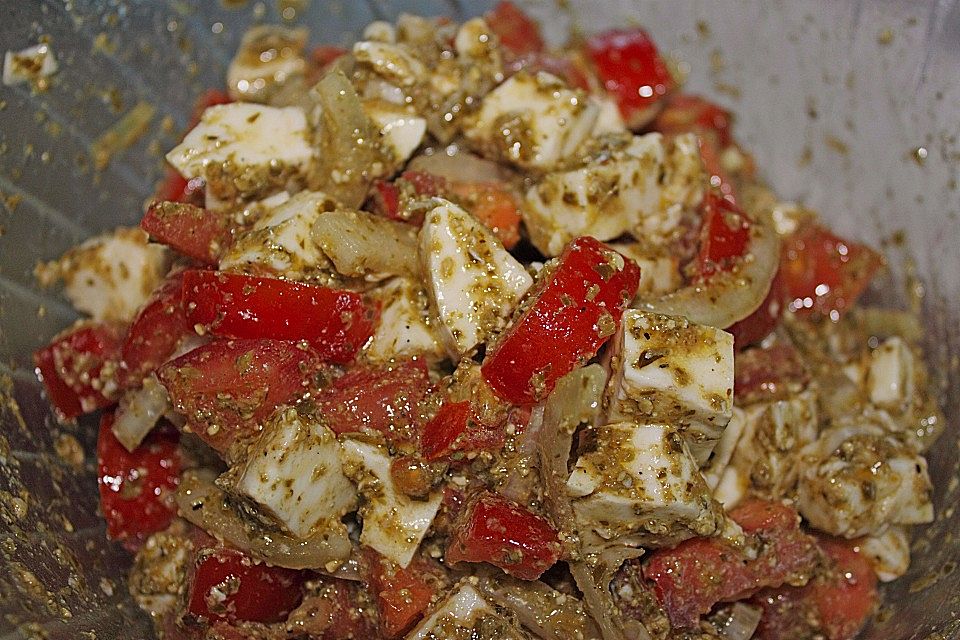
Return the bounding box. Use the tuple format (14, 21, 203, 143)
(119, 272, 192, 387)
(310, 577, 379, 640)
(726, 269, 785, 348)
(643, 499, 820, 628)
(141, 201, 232, 265)
(482, 236, 640, 405)
(448, 181, 522, 249)
(780, 223, 883, 320)
(314, 359, 432, 446)
(584, 27, 673, 127)
(185, 547, 305, 625)
(653, 94, 734, 148)
(430, 485, 467, 537)
(697, 192, 751, 278)
(97, 411, 180, 541)
(182, 270, 377, 364)
(733, 342, 810, 404)
(485, 1, 544, 57)
(370, 180, 402, 222)
(370, 171, 445, 225)
(34, 321, 125, 420)
(363, 548, 442, 638)
(752, 537, 878, 640)
(157, 338, 324, 455)
(420, 401, 505, 463)
(446, 491, 561, 580)
(156, 168, 206, 206)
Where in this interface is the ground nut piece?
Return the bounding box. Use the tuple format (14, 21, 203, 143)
(797, 419, 934, 538)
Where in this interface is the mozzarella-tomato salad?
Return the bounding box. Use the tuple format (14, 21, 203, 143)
(32, 4, 943, 640)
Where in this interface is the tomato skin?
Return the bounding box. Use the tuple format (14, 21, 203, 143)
(482, 236, 640, 405)
(97, 411, 180, 541)
(643, 499, 820, 629)
(485, 1, 544, 57)
(363, 548, 442, 638)
(185, 547, 305, 625)
(33, 322, 125, 420)
(446, 491, 561, 580)
(781, 223, 883, 320)
(697, 192, 751, 278)
(141, 201, 232, 265)
(733, 342, 809, 404)
(157, 338, 323, 455)
(314, 359, 432, 446)
(119, 272, 192, 387)
(585, 28, 673, 127)
(182, 270, 376, 364)
(752, 537, 879, 640)
(419, 400, 505, 463)
(726, 269, 785, 348)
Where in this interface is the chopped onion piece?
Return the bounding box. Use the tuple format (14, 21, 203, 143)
(714, 602, 762, 640)
(113, 375, 170, 452)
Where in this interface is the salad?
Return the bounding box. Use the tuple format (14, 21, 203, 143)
(31, 4, 943, 640)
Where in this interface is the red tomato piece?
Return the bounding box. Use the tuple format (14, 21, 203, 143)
(584, 28, 673, 127)
(752, 537, 878, 640)
(370, 180, 402, 222)
(370, 171, 445, 225)
(446, 491, 561, 580)
(363, 548, 442, 638)
(697, 192, 751, 278)
(141, 201, 232, 265)
(485, 1, 544, 57)
(733, 342, 810, 405)
(186, 547, 305, 625)
(643, 499, 820, 629)
(726, 269, 785, 348)
(482, 236, 640, 405)
(33, 321, 125, 420)
(120, 272, 192, 387)
(182, 270, 376, 364)
(781, 223, 883, 320)
(156, 168, 206, 206)
(157, 338, 324, 455)
(97, 411, 180, 541)
(314, 359, 432, 446)
(653, 94, 734, 148)
(420, 401, 505, 463)
(448, 181, 522, 249)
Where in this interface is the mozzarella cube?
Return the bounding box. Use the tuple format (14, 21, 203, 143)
(233, 408, 357, 539)
(364, 101, 427, 165)
(567, 422, 727, 549)
(605, 310, 734, 465)
(339, 438, 442, 568)
(866, 336, 915, 413)
(797, 419, 934, 538)
(591, 94, 628, 135)
(407, 582, 525, 640)
(3, 43, 57, 87)
(523, 133, 703, 256)
(419, 198, 533, 358)
(36, 227, 169, 323)
(366, 277, 445, 363)
(701, 406, 747, 491)
(465, 71, 598, 171)
(861, 526, 911, 582)
(608, 242, 682, 296)
(219, 190, 337, 279)
(166, 103, 313, 201)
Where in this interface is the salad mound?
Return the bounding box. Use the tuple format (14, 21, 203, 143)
(32, 4, 942, 640)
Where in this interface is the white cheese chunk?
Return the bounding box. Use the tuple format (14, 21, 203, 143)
(419, 198, 533, 359)
(340, 438, 442, 568)
(36, 227, 169, 323)
(797, 418, 934, 538)
(591, 94, 628, 135)
(3, 43, 57, 86)
(608, 242, 682, 296)
(605, 310, 734, 465)
(701, 406, 747, 491)
(861, 526, 911, 582)
(219, 190, 337, 279)
(406, 582, 525, 640)
(234, 408, 357, 539)
(364, 102, 427, 165)
(865, 336, 915, 413)
(166, 103, 313, 200)
(366, 277, 445, 363)
(523, 133, 703, 256)
(465, 71, 598, 171)
(567, 422, 727, 549)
